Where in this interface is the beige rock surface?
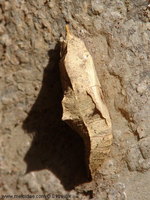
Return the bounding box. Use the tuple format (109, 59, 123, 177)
(0, 0, 150, 199)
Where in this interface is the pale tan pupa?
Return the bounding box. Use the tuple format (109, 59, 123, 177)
(59, 26, 112, 177)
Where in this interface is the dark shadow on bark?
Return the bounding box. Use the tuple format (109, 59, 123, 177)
(22, 43, 91, 191)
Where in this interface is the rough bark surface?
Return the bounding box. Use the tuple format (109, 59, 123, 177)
(0, 0, 150, 199)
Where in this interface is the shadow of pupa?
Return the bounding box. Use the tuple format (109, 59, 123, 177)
(22, 43, 91, 190)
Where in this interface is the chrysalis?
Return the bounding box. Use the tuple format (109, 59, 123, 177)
(59, 25, 112, 177)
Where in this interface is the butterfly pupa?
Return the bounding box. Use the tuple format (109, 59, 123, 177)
(59, 25, 113, 177)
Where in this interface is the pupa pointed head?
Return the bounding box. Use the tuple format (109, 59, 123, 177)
(65, 24, 73, 41)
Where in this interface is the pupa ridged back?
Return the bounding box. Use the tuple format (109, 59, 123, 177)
(59, 25, 113, 176)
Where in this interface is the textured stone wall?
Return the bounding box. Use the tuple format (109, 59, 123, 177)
(0, 0, 150, 199)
